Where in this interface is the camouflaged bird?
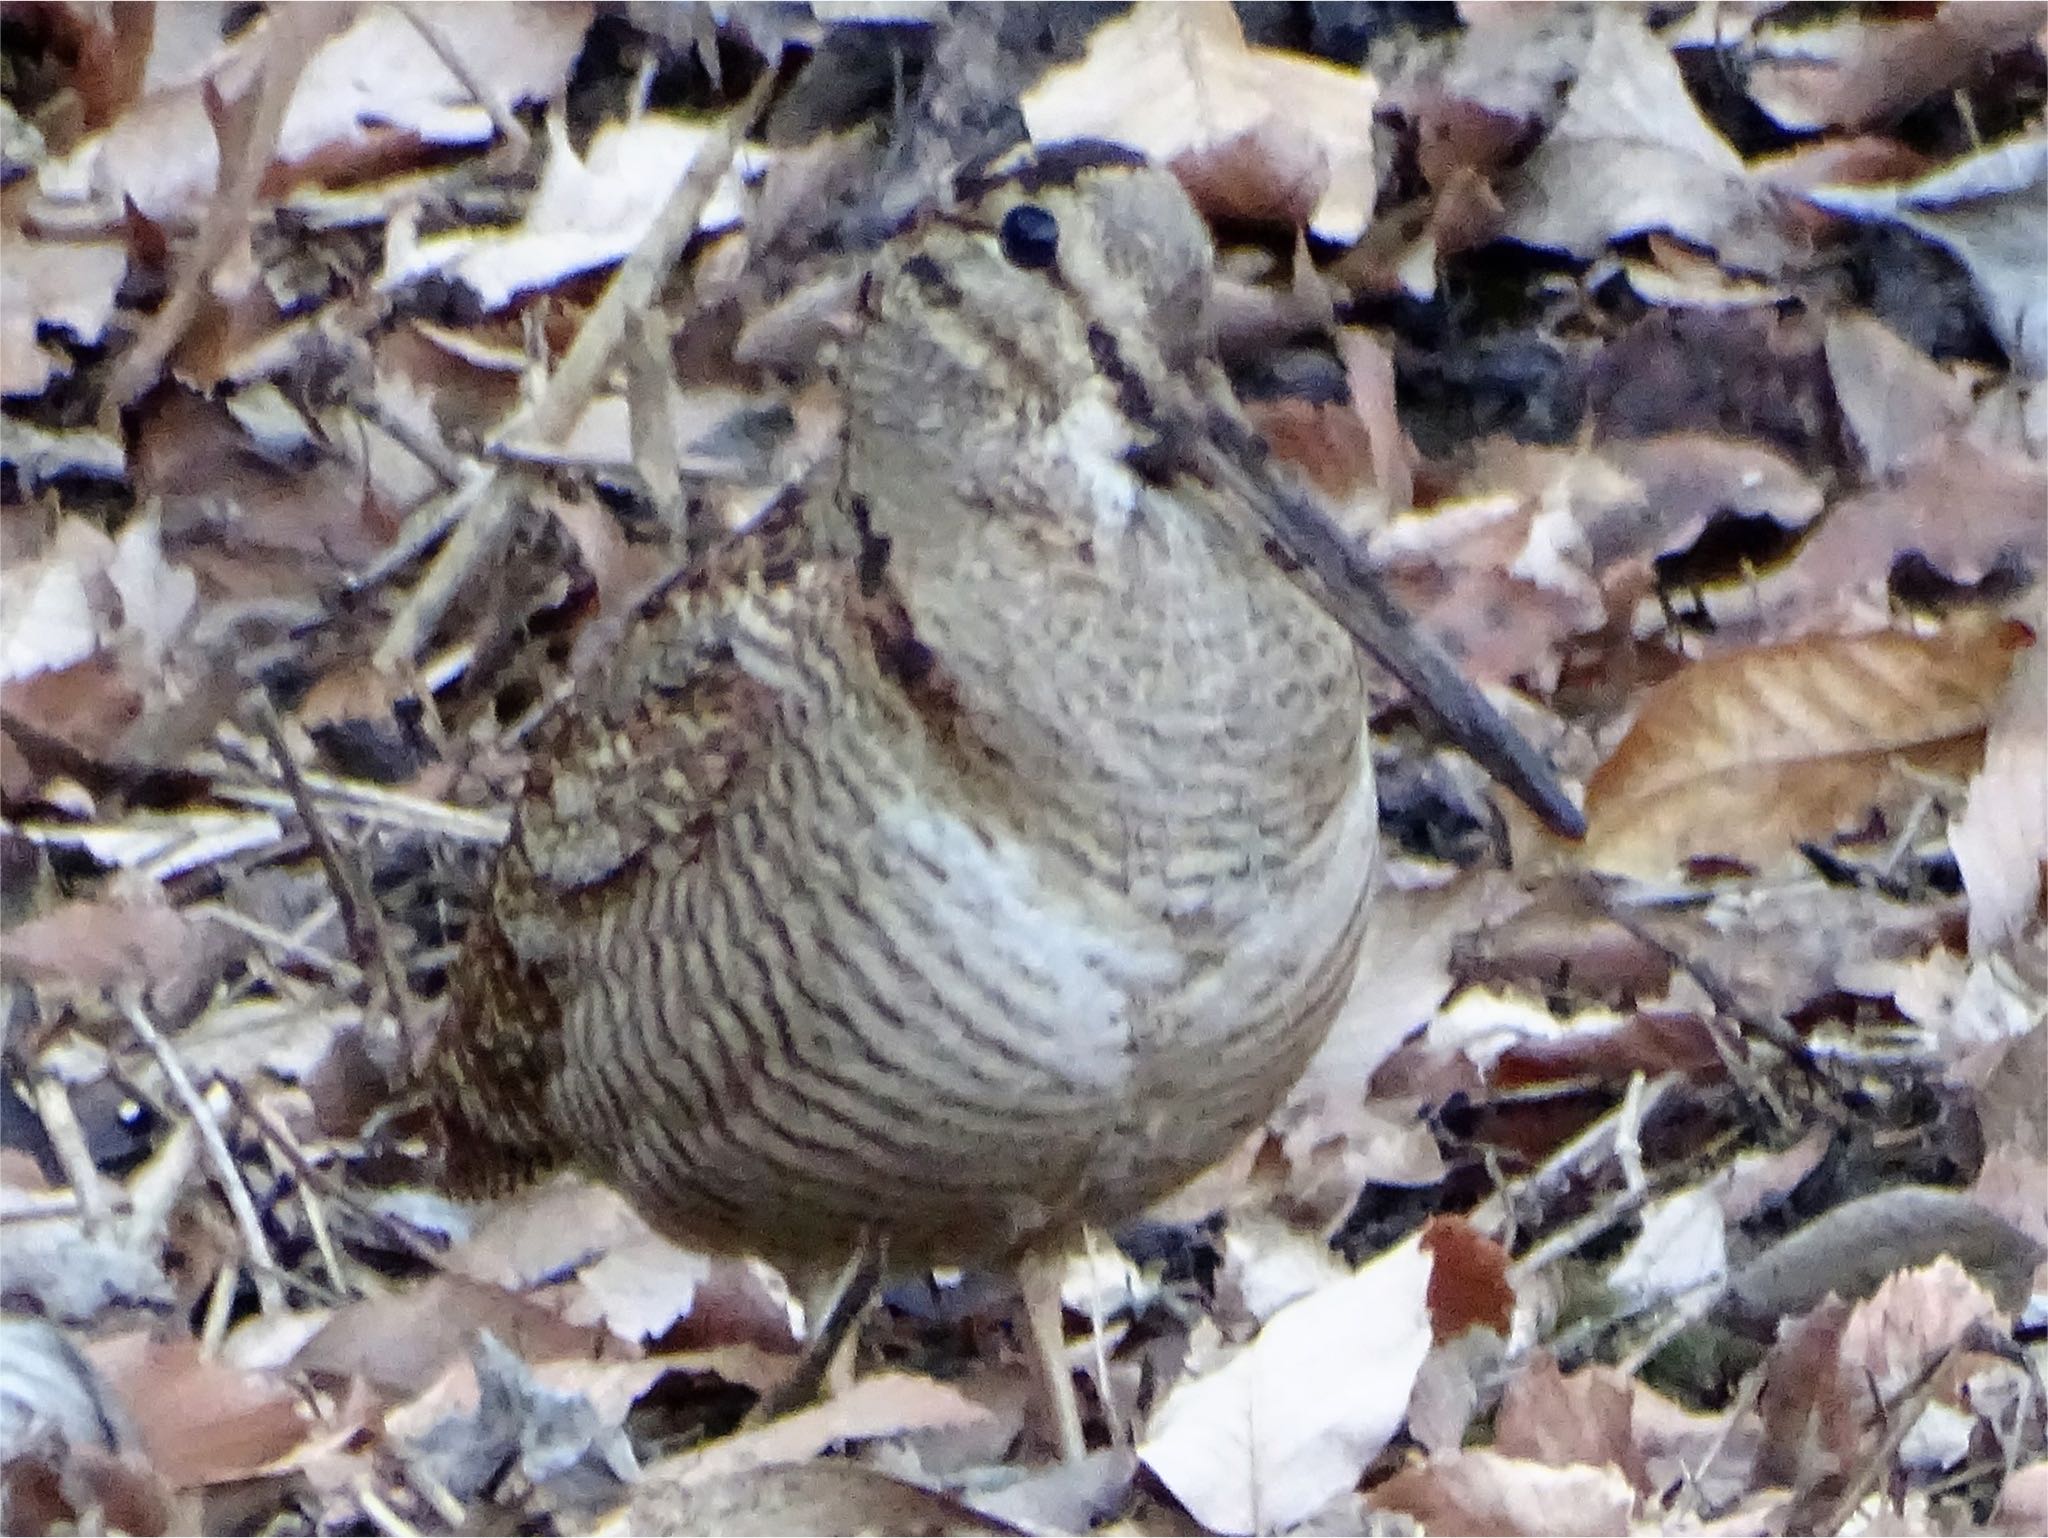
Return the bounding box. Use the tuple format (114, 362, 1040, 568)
(421, 141, 1579, 1455)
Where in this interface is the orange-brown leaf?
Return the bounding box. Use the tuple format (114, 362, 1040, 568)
(1582, 619, 2031, 875)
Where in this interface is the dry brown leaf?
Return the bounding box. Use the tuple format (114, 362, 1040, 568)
(1754, 1295, 1859, 1489)
(1373, 477, 1606, 691)
(1140, 1236, 1433, 1535)
(1493, 1354, 1642, 1489)
(1021, 6, 1379, 240)
(1581, 619, 2030, 876)
(1783, 445, 2047, 637)
(1369, 1449, 1635, 1536)
(1994, 1460, 2048, 1534)
(1619, 233, 1788, 309)
(87, 1333, 314, 1490)
(1971, 1140, 2048, 1253)
(40, 4, 588, 225)
(291, 1274, 634, 1399)
(603, 1459, 1019, 1538)
(1592, 434, 1823, 572)
(1708, 1128, 1832, 1226)
(0, 1343, 188, 1538)
(443, 1177, 795, 1350)
(0, 879, 201, 996)
(1837, 1257, 1999, 1412)
(1419, 1214, 1513, 1341)
(1825, 312, 1980, 479)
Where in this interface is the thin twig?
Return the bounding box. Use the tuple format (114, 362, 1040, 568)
(210, 776, 508, 844)
(1615, 1274, 1730, 1377)
(194, 900, 359, 987)
(223, 1097, 450, 1271)
(356, 1479, 423, 1538)
(506, 65, 779, 447)
(246, 694, 419, 1054)
(1615, 1069, 1648, 1195)
(1082, 1227, 1130, 1452)
(1668, 1361, 1768, 1525)
(229, 1082, 352, 1298)
(1475, 1073, 1679, 1243)
(121, 991, 284, 1314)
(1817, 1339, 1969, 1534)
(1593, 883, 1820, 1080)
(397, 2, 530, 162)
(1508, 1182, 1654, 1285)
(351, 387, 467, 491)
(29, 1076, 117, 1234)
(349, 462, 494, 597)
(200, 1254, 240, 1357)
(396, 1458, 468, 1528)
(370, 466, 519, 673)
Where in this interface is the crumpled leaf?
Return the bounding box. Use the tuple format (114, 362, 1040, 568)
(1740, 4, 2045, 135)
(601, 1459, 1020, 1538)
(88, 1333, 313, 1489)
(1606, 1188, 1728, 1308)
(381, 112, 765, 311)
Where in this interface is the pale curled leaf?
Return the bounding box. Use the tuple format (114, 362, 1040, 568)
(1803, 136, 2048, 378)
(1582, 619, 2029, 875)
(1498, 9, 1794, 273)
(381, 114, 766, 311)
(0, 241, 127, 396)
(1022, 6, 1379, 240)
(1605, 1187, 1728, 1308)
(1140, 1235, 1433, 1535)
(1838, 1257, 2000, 1408)
(1953, 635, 2048, 956)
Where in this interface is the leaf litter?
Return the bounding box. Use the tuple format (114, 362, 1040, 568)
(2, 4, 2044, 1535)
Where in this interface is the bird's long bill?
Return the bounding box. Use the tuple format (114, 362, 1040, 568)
(1201, 440, 1586, 840)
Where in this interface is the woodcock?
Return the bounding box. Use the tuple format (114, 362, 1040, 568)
(420, 142, 1582, 1457)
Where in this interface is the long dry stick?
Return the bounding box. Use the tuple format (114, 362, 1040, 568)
(247, 695, 419, 1055)
(121, 991, 284, 1315)
(374, 64, 779, 670)
(99, 5, 344, 423)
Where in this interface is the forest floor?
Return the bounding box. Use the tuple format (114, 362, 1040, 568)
(2, 4, 2044, 1535)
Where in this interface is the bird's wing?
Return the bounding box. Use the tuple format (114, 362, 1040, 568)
(422, 489, 835, 1195)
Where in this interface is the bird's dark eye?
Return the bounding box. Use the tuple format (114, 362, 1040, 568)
(998, 204, 1060, 270)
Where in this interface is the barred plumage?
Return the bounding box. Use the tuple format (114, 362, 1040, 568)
(418, 146, 1575, 1456)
